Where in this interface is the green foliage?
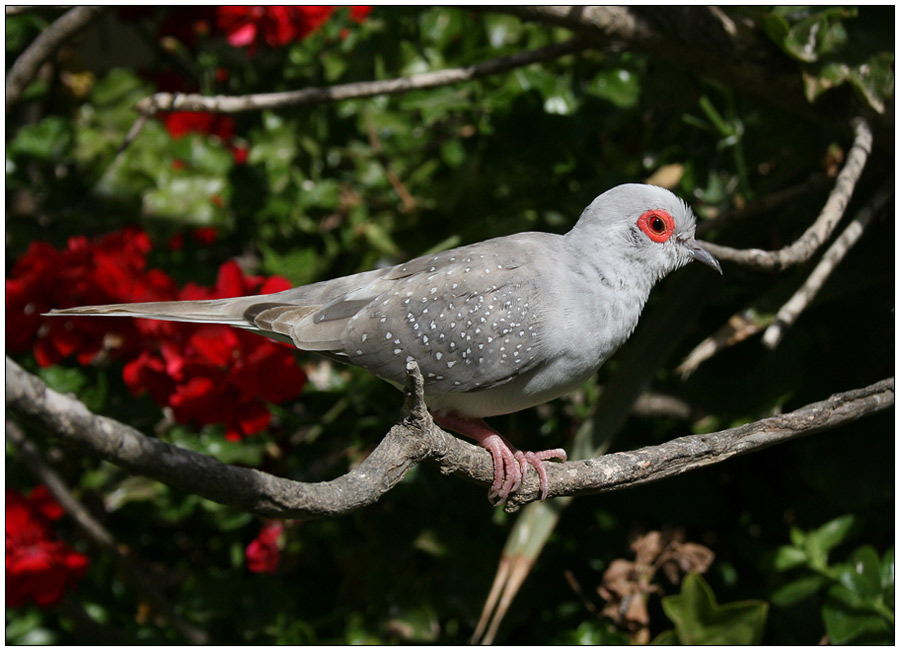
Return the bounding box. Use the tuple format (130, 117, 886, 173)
(6, 6, 893, 645)
(767, 515, 894, 644)
(656, 573, 768, 645)
(758, 6, 894, 112)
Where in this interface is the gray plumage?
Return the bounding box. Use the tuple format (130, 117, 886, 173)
(48, 183, 720, 419)
(49, 184, 720, 501)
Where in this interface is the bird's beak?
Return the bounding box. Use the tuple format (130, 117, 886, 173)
(680, 238, 722, 275)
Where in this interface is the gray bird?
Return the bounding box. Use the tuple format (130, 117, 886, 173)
(48, 183, 721, 503)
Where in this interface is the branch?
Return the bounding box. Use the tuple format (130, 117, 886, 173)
(697, 117, 873, 271)
(6, 6, 106, 112)
(7, 356, 894, 516)
(6, 420, 209, 645)
(132, 37, 587, 117)
(511, 377, 894, 509)
(5, 356, 455, 519)
(762, 180, 893, 348)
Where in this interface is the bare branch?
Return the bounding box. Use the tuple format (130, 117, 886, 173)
(698, 118, 873, 271)
(6, 420, 209, 645)
(762, 181, 893, 348)
(5, 356, 456, 519)
(676, 307, 773, 378)
(132, 37, 587, 117)
(6, 6, 105, 112)
(7, 356, 893, 517)
(111, 36, 586, 159)
(505, 377, 894, 509)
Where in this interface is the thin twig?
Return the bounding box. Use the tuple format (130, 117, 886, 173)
(676, 307, 774, 378)
(113, 36, 585, 160)
(6, 356, 893, 516)
(131, 37, 587, 118)
(513, 377, 893, 508)
(697, 118, 873, 271)
(6, 6, 105, 112)
(762, 181, 893, 348)
(6, 419, 209, 645)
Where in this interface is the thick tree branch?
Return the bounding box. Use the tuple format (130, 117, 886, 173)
(6, 6, 106, 112)
(698, 117, 873, 271)
(7, 357, 893, 516)
(508, 377, 894, 509)
(6, 420, 209, 645)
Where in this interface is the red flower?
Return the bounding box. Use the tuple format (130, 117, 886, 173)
(161, 111, 236, 141)
(215, 6, 371, 53)
(8, 228, 306, 442)
(7, 228, 160, 367)
(6, 488, 89, 609)
(245, 521, 283, 574)
(191, 227, 218, 245)
(230, 144, 249, 165)
(217, 6, 303, 51)
(349, 6, 372, 23)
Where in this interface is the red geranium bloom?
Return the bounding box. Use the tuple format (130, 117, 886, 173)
(8, 227, 305, 442)
(215, 6, 370, 53)
(161, 111, 236, 141)
(6, 488, 89, 609)
(245, 521, 284, 574)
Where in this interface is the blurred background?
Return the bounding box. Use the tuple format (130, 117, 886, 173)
(6, 6, 894, 644)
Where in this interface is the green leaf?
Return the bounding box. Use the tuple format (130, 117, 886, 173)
(90, 67, 151, 107)
(260, 245, 324, 287)
(37, 365, 87, 395)
(555, 620, 631, 645)
(662, 573, 768, 645)
(771, 544, 809, 571)
(10, 116, 72, 160)
(823, 585, 892, 644)
(845, 51, 894, 114)
(770, 574, 829, 607)
(804, 514, 856, 569)
(770, 7, 856, 62)
(142, 172, 227, 225)
(833, 546, 884, 604)
(586, 67, 640, 109)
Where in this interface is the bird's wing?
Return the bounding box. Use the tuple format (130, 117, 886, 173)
(48, 236, 554, 394)
(329, 236, 551, 393)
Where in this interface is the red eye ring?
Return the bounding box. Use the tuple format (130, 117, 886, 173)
(637, 210, 675, 243)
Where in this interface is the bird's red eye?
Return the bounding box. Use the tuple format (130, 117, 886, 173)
(637, 210, 675, 243)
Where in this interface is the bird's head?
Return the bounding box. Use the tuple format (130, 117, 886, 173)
(570, 183, 721, 283)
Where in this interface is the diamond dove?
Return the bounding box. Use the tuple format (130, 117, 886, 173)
(47, 183, 721, 503)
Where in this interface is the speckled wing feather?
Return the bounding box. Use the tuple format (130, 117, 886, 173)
(330, 238, 549, 393)
(49, 237, 551, 394)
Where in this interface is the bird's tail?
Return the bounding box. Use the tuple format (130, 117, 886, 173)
(44, 297, 257, 328)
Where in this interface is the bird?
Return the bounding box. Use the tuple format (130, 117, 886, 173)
(47, 183, 721, 504)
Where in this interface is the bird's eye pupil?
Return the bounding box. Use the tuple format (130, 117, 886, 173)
(651, 217, 665, 233)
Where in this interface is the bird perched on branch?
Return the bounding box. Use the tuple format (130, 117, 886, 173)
(48, 183, 721, 504)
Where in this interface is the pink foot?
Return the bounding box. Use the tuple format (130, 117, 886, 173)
(433, 411, 567, 503)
